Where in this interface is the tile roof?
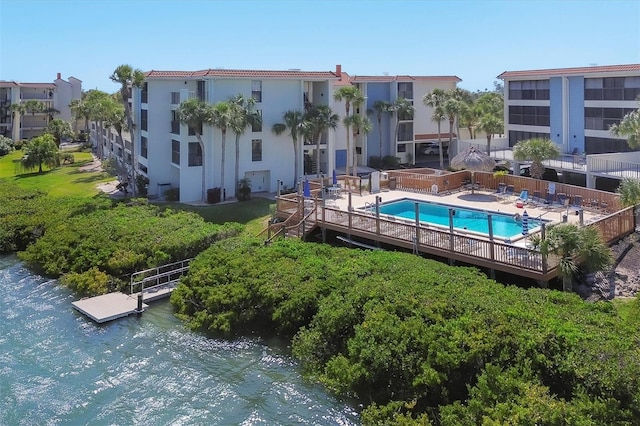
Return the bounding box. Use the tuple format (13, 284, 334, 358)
(351, 75, 462, 82)
(497, 64, 640, 79)
(20, 83, 56, 88)
(0, 81, 20, 87)
(145, 69, 339, 79)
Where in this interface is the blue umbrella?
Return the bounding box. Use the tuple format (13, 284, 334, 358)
(332, 169, 337, 186)
(303, 179, 311, 198)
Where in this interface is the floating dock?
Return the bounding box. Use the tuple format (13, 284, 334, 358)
(72, 292, 148, 323)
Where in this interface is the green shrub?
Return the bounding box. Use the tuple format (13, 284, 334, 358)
(60, 268, 111, 296)
(165, 187, 179, 201)
(136, 175, 149, 197)
(172, 238, 640, 424)
(60, 152, 75, 164)
(0, 135, 14, 156)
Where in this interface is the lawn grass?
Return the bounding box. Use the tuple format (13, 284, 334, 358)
(0, 149, 114, 197)
(165, 197, 275, 235)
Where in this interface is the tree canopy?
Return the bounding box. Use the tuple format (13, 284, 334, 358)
(513, 138, 561, 180)
(171, 237, 640, 424)
(21, 134, 59, 173)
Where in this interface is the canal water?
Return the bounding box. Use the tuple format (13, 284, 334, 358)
(0, 256, 359, 425)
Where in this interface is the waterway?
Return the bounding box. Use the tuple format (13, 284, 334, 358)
(0, 256, 359, 425)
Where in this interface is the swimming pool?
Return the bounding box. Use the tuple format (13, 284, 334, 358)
(375, 199, 546, 240)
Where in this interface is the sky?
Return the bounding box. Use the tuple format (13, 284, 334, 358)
(1, 0, 639, 94)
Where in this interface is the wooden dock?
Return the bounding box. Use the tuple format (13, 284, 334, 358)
(72, 259, 191, 323)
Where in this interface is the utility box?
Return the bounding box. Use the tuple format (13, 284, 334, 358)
(207, 187, 221, 204)
(389, 177, 397, 190)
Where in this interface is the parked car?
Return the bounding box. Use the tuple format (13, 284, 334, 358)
(420, 142, 446, 156)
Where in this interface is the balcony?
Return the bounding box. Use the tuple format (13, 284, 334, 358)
(21, 93, 53, 100)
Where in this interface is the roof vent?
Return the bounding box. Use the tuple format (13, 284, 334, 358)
(288, 68, 301, 71)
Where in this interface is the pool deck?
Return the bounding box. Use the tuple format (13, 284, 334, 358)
(324, 187, 598, 246)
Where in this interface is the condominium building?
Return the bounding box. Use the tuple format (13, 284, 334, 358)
(351, 74, 461, 165)
(0, 73, 82, 140)
(115, 65, 459, 202)
(498, 64, 640, 154)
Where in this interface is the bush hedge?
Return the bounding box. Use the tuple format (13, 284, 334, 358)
(172, 237, 640, 424)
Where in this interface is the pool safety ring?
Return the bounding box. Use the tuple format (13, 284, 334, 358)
(431, 184, 439, 194)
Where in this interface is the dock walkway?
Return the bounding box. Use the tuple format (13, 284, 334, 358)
(72, 259, 191, 323)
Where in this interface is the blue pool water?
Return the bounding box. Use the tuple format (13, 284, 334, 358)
(378, 199, 544, 239)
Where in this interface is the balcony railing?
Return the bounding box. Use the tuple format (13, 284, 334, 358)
(171, 120, 180, 134)
(21, 93, 53, 100)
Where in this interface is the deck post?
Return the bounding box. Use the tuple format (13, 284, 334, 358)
(414, 203, 420, 247)
(375, 196, 381, 248)
(136, 293, 143, 314)
(487, 214, 495, 261)
(448, 208, 455, 265)
(348, 192, 353, 230)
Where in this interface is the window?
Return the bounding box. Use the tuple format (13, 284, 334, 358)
(509, 105, 550, 126)
(126, 152, 132, 164)
(585, 77, 639, 101)
(397, 144, 407, 153)
(141, 109, 148, 131)
(138, 163, 148, 174)
(509, 80, 549, 100)
(397, 82, 413, 100)
(584, 107, 636, 130)
(171, 110, 180, 134)
(188, 142, 202, 166)
(141, 82, 148, 103)
(397, 122, 413, 141)
(251, 80, 262, 102)
(140, 136, 148, 158)
(91, 123, 95, 130)
(585, 136, 630, 154)
(252, 139, 262, 161)
(117, 147, 123, 157)
(252, 109, 262, 132)
(197, 80, 206, 101)
(171, 139, 180, 164)
(508, 130, 550, 147)
(170, 92, 180, 104)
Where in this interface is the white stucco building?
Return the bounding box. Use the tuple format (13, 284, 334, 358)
(126, 65, 459, 203)
(0, 73, 82, 140)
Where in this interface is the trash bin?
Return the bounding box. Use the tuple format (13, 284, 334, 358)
(207, 187, 221, 204)
(389, 177, 397, 190)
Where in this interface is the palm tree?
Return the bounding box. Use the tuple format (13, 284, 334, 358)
(513, 138, 561, 180)
(272, 110, 304, 188)
(333, 86, 364, 175)
(477, 114, 503, 155)
(617, 177, 640, 207)
(23, 100, 45, 138)
(21, 134, 59, 173)
(210, 101, 234, 200)
(303, 105, 339, 178)
(229, 94, 262, 198)
(9, 103, 26, 140)
(110, 64, 144, 195)
(176, 98, 214, 202)
(371, 100, 393, 167)
(610, 109, 640, 149)
(392, 97, 414, 165)
(423, 89, 447, 169)
(45, 119, 74, 146)
(345, 114, 372, 174)
(70, 95, 92, 134)
(84, 90, 113, 159)
(442, 95, 463, 162)
(531, 224, 612, 291)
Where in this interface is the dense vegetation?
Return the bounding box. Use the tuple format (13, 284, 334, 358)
(172, 237, 640, 424)
(0, 181, 241, 295)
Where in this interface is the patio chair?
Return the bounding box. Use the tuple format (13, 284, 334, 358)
(515, 190, 529, 205)
(531, 190, 542, 206)
(569, 195, 583, 211)
(499, 185, 515, 203)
